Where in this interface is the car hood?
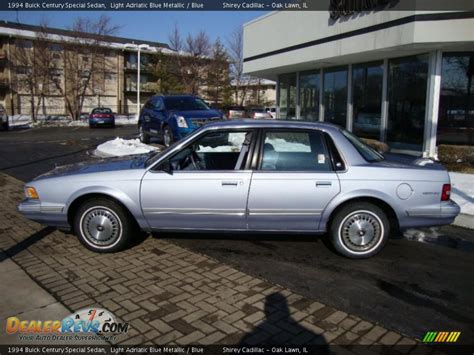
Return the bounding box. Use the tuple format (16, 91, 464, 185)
(374, 153, 445, 171)
(34, 154, 148, 180)
(170, 110, 221, 119)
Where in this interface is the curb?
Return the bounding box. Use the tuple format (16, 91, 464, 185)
(453, 213, 474, 230)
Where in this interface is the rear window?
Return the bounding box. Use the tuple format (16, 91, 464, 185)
(92, 108, 112, 114)
(341, 130, 384, 162)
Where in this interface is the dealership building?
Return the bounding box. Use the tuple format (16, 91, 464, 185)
(243, 10, 474, 157)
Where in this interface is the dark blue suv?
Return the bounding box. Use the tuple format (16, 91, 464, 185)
(138, 95, 224, 147)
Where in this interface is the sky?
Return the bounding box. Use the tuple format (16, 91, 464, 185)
(0, 11, 267, 46)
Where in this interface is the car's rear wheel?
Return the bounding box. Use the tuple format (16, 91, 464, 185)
(330, 202, 389, 259)
(139, 124, 150, 144)
(163, 126, 173, 147)
(74, 198, 135, 253)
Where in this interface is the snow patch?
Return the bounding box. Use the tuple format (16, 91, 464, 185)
(7, 114, 138, 128)
(94, 138, 157, 157)
(449, 172, 474, 216)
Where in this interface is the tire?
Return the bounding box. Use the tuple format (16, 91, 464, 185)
(138, 124, 150, 144)
(89, 123, 94, 129)
(1, 122, 8, 131)
(163, 125, 174, 147)
(329, 202, 390, 259)
(73, 198, 136, 253)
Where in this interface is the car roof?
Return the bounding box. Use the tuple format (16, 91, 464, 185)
(204, 119, 343, 132)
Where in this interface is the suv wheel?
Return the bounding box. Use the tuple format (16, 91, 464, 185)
(74, 198, 135, 253)
(139, 124, 150, 144)
(330, 202, 389, 259)
(163, 126, 174, 147)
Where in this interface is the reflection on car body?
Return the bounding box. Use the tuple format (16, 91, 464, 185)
(18, 120, 460, 258)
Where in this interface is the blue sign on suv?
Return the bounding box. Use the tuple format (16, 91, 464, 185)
(138, 95, 224, 147)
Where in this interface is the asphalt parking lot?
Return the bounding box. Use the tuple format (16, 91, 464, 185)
(0, 126, 473, 343)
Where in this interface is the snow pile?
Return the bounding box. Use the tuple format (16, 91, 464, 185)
(94, 138, 158, 157)
(449, 172, 474, 216)
(7, 114, 138, 128)
(266, 138, 311, 152)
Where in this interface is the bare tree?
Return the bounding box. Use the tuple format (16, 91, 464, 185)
(11, 21, 52, 122)
(51, 15, 119, 120)
(227, 26, 250, 106)
(167, 25, 212, 96)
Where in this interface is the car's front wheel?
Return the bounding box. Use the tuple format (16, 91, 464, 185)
(329, 202, 389, 259)
(163, 126, 174, 147)
(74, 198, 135, 253)
(138, 124, 150, 144)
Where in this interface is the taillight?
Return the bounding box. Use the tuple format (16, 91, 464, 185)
(441, 184, 451, 201)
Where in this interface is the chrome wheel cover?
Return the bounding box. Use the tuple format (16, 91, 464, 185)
(339, 211, 383, 252)
(139, 125, 144, 141)
(80, 206, 122, 248)
(164, 129, 172, 147)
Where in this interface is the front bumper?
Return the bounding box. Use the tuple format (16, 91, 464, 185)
(18, 199, 70, 229)
(174, 127, 195, 140)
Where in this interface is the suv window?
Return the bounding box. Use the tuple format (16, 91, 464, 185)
(163, 130, 252, 171)
(260, 130, 331, 172)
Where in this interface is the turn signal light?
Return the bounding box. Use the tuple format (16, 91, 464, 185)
(25, 186, 39, 200)
(441, 184, 451, 201)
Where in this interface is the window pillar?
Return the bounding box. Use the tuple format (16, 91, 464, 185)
(319, 68, 324, 121)
(276, 77, 280, 118)
(380, 59, 389, 142)
(423, 50, 442, 158)
(296, 71, 301, 119)
(347, 64, 353, 131)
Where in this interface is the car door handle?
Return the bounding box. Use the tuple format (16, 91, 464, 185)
(221, 181, 239, 187)
(316, 181, 332, 187)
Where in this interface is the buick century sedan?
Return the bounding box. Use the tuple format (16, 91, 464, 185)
(18, 120, 460, 258)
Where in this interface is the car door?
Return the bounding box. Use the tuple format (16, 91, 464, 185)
(247, 129, 341, 231)
(141, 129, 254, 230)
(142, 97, 164, 135)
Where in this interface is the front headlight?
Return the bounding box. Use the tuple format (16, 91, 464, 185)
(176, 116, 188, 128)
(25, 186, 39, 200)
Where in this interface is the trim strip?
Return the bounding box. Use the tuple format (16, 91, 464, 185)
(249, 209, 322, 216)
(243, 12, 474, 63)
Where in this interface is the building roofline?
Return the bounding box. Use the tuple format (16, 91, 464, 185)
(0, 20, 170, 49)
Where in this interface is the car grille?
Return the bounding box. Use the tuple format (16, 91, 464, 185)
(191, 117, 222, 127)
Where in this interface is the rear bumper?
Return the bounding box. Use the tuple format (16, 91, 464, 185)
(89, 117, 115, 125)
(402, 200, 461, 228)
(17, 199, 70, 229)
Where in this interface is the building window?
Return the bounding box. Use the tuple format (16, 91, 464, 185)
(352, 61, 383, 140)
(299, 70, 320, 121)
(387, 54, 428, 153)
(323, 66, 347, 127)
(437, 52, 474, 146)
(278, 73, 296, 119)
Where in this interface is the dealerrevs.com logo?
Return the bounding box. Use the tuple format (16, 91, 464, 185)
(6, 308, 128, 342)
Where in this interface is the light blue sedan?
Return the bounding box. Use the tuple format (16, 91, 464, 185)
(18, 120, 460, 258)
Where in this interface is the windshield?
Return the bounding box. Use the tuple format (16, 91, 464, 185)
(163, 97, 210, 111)
(341, 130, 384, 162)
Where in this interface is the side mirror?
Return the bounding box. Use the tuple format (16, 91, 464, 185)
(160, 161, 173, 175)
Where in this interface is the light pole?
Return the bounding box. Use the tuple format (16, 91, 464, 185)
(123, 43, 150, 119)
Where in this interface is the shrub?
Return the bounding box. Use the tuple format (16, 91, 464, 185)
(437, 144, 474, 164)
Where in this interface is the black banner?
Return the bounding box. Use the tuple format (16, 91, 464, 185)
(1, 344, 473, 355)
(1, 0, 474, 11)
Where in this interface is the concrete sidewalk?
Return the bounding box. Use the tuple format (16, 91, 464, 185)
(0, 173, 416, 346)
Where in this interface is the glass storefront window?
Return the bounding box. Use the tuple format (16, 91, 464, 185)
(437, 52, 474, 145)
(387, 54, 428, 153)
(300, 70, 320, 121)
(323, 67, 347, 128)
(352, 62, 383, 140)
(278, 73, 297, 119)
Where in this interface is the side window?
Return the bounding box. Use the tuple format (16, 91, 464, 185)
(144, 99, 154, 109)
(260, 130, 331, 172)
(164, 131, 252, 171)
